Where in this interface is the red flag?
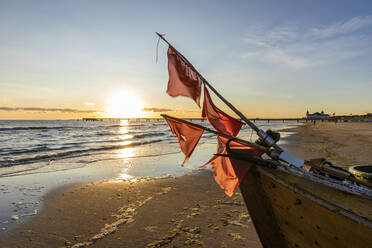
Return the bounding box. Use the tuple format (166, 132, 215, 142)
(202, 136, 264, 196)
(165, 117, 204, 166)
(167, 46, 202, 107)
(202, 86, 243, 136)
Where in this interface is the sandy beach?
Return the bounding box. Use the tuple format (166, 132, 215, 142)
(1, 121, 372, 248)
(0, 171, 261, 248)
(283, 121, 372, 169)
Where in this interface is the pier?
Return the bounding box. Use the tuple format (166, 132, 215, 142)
(82, 117, 307, 123)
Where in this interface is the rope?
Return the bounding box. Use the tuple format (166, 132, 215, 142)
(155, 34, 165, 63)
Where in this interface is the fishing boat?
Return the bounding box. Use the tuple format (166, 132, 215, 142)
(237, 154, 372, 247)
(156, 33, 372, 247)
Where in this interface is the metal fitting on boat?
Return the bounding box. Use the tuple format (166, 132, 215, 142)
(269, 149, 281, 160)
(257, 129, 276, 147)
(279, 151, 304, 168)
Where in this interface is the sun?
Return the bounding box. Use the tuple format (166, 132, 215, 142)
(105, 91, 144, 118)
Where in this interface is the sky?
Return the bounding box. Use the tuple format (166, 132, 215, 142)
(1, 0, 372, 119)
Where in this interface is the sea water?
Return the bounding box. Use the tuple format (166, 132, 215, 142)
(0, 119, 298, 232)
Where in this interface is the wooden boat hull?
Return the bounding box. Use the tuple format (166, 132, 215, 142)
(239, 164, 372, 248)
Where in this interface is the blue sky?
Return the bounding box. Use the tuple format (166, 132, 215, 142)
(1, 0, 372, 119)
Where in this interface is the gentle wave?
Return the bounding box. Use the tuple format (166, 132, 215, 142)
(70, 130, 169, 139)
(0, 145, 71, 156)
(0, 132, 170, 159)
(1, 132, 170, 156)
(0, 123, 149, 132)
(0, 126, 51, 131)
(0, 139, 163, 168)
(99, 123, 146, 128)
(0, 126, 87, 132)
(0, 151, 181, 178)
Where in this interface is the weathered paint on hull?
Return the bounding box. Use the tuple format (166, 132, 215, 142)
(239, 165, 372, 248)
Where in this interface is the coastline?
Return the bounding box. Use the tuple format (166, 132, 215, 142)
(2, 121, 372, 247)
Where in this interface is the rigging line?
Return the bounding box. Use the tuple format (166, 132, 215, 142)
(155, 34, 163, 63)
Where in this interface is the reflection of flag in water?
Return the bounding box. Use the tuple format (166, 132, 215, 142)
(202, 86, 243, 137)
(167, 46, 202, 107)
(202, 136, 264, 196)
(165, 116, 204, 166)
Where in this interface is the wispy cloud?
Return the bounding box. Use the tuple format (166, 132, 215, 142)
(84, 102, 96, 106)
(241, 16, 372, 69)
(0, 106, 175, 114)
(310, 16, 372, 39)
(0, 107, 101, 113)
(243, 26, 299, 48)
(142, 107, 174, 112)
(263, 49, 319, 68)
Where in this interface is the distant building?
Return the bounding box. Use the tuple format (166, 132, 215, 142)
(306, 110, 330, 120)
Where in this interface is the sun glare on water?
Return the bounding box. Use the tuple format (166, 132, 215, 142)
(105, 91, 144, 118)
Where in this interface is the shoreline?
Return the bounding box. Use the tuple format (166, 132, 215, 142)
(2, 121, 372, 247)
(0, 120, 296, 233)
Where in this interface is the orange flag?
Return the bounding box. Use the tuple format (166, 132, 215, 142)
(167, 46, 202, 107)
(202, 136, 264, 196)
(165, 117, 204, 166)
(202, 86, 243, 136)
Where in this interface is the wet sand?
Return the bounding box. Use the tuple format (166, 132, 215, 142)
(0, 171, 261, 248)
(1, 121, 372, 248)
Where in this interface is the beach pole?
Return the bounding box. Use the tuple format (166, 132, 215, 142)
(156, 32, 304, 167)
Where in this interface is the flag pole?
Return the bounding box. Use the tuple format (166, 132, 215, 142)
(156, 32, 304, 167)
(155, 33, 258, 128)
(161, 114, 267, 151)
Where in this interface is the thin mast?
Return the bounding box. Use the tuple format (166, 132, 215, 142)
(156, 32, 304, 167)
(156, 33, 277, 148)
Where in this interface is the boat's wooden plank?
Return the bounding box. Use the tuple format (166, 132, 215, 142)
(262, 183, 344, 247)
(273, 216, 320, 248)
(270, 167, 372, 220)
(259, 170, 372, 248)
(239, 166, 286, 248)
